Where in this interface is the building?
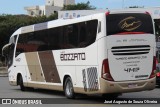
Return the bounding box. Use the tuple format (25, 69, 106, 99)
(24, 0, 75, 17)
(58, 7, 160, 19)
(58, 10, 107, 19)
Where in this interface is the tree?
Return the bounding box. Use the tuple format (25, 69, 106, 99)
(47, 12, 58, 21)
(63, 1, 96, 10)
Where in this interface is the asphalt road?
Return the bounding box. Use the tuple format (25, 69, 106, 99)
(0, 77, 160, 107)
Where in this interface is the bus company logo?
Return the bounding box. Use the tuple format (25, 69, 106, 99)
(119, 16, 142, 31)
(60, 52, 86, 61)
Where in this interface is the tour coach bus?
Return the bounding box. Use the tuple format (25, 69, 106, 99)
(2, 10, 156, 98)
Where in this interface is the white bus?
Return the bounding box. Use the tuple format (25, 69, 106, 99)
(2, 10, 156, 99)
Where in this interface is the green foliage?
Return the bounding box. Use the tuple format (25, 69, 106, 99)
(63, 1, 96, 10)
(47, 12, 58, 21)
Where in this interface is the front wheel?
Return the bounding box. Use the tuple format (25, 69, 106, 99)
(64, 77, 75, 99)
(18, 75, 26, 91)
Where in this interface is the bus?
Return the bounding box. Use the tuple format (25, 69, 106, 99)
(2, 10, 156, 99)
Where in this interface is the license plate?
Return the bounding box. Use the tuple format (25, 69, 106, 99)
(128, 83, 137, 88)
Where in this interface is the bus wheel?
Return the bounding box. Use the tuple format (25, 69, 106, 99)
(18, 75, 26, 91)
(64, 77, 75, 99)
(102, 93, 121, 99)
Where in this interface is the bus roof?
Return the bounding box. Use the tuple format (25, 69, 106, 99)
(10, 13, 101, 38)
(10, 9, 151, 38)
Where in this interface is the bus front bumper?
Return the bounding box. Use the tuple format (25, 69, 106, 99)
(99, 77, 156, 94)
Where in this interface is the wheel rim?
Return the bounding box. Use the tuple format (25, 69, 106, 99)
(66, 80, 73, 96)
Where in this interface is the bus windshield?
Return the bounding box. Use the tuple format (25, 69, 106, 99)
(106, 13, 154, 35)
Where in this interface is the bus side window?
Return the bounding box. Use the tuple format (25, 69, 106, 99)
(48, 27, 62, 50)
(86, 20, 98, 46)
(67, 24, 78, 47)
(78, 20, 98, 48)
(28, 31, 47, 52)
(63, 24, 78, 49)
(16, 35, 26, 57)
(78, 22, 87, 47)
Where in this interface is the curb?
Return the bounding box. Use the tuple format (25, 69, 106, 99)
(0, 75, 8, 77)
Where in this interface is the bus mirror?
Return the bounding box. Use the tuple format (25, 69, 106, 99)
(2, 43, 12, 56)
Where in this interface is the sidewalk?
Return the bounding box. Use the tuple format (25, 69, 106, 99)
(0, 67, 8, 77)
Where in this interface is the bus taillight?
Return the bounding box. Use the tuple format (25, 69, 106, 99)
(106, 12, 110, 16)
(150, 56, 156, 78)
(101, 59, 114, 81)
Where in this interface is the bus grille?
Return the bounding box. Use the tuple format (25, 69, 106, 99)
(111, 45, 150, 56)
(82, 67, 99, 92)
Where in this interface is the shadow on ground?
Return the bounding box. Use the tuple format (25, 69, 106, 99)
(12, 88, 124, 104)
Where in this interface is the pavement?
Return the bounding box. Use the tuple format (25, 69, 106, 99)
(0, 67, 8, 77)
(0, 77, 160, 107)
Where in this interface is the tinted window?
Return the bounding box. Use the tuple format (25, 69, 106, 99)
(48, 26, 63, 50)
(78, 20, 98, 47)
(16, 31, 47, 56)
(16, 20, 98, 55)
(106, 13, 154, 35)
(63, 24, 78, 49)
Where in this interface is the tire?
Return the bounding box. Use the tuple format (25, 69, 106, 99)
(102, 93, 121, 99)
(18, 75, 26, 91)
(64, 77, 75, 99)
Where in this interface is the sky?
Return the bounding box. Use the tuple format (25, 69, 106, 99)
(0, 0, 160, 14)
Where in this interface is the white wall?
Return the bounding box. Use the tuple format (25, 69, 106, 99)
(46, 0, 54, 6)
(54, 0, 75, 7)
(45, 6, 62, 17)
(25, 6, 42, 17)
(54, 0, 64, 7)
(39, 6, 46, 16)
(25, 0, 75, 17)
(64, 0, 75, 5)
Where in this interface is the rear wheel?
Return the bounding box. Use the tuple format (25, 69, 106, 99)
(64, 77, 75, 99)
(18, 75, 26, 91)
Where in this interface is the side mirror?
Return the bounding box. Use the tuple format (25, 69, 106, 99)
(2, 43, 13, 56)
